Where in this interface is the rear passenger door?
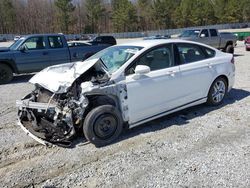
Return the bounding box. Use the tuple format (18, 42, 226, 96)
(176, 43, 215, 101)
(47, 36, 71, 65)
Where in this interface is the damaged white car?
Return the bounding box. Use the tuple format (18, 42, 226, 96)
(16, 40, 235, 147)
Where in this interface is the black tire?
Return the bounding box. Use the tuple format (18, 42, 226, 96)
(225, 45, 234, 54)
(207, 77, 228, 106)
(0, 64, 13, 84)
(83, 105, 123, 147)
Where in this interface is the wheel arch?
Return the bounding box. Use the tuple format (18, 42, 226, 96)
(0, 60, 18, 73)
(208, 75, 229, 96)
(84, 94, 123, 119)
(225, 41, 233, 48)
(86, 94, 119, 108)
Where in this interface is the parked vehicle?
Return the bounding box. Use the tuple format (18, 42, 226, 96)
(244, 36, 250, 51)
(67, 41, 92, 47)
(16, 39, 235, 147)
(144, 35, 171, 40)
(0, 35, 7, 42)
(14, 35, 21, 42)
(80, 34, 94, 41)
(179, 28, 237, 54)
(89, 36, 117, 45)
(0, 34, 111, 84)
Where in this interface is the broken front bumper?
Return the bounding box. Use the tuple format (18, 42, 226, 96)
(17, 118, 52, 147)
(16, 99, 74, 147)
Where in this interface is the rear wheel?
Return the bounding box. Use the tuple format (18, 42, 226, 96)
(83, 105, 123, 147)
(225, 45, 234, 54)
(0, 64, 13, 84)
(207, 77, 227, 106)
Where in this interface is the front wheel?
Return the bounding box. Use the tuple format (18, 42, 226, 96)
(0, 64, 13, 84)
(83, 105, 123, 147)
(207, 77, 228, 106)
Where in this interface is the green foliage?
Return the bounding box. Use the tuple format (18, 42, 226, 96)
(112, 0, 137, 32)
(85, 0, 105, 33)
(241, 0, 250, 22)
(55, 0, 75, 33)
(151, 0, 180, 29)
(0, 0, 16, 33)
(0, 0, 249, 34)
(137, 0, 152, 30)
(173, 0, 216, 28)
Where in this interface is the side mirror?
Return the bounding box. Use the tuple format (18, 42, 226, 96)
(200, 34, 206, 38)
(135, 65, 150, 75)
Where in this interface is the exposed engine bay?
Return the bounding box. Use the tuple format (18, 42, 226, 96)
(16, 61, 127, 147)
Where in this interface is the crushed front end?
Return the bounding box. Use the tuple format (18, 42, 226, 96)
(16, 85, 89, 147)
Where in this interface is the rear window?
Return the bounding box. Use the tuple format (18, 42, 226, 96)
(176, 43, 207, 64)
(48, 36, 63, 48)
(203, 47, 216, 58)
(210, 29, 218, 37)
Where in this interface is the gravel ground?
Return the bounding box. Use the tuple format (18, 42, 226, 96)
(0, 40, 249, 188)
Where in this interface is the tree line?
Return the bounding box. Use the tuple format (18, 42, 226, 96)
(0, 0, 249, 35)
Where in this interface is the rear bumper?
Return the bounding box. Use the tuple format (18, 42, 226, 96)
(228, 68, 235, 92)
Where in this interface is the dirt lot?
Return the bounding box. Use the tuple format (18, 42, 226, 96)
(0, 40, 249, 188)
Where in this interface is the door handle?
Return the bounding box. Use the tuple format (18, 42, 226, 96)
(207, 63, 213, 69)
(166, 70, 176, 77)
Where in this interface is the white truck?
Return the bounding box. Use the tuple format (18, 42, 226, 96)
(179, 28, 237, 54)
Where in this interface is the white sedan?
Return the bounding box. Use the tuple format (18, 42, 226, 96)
(17, 39, 235, 147)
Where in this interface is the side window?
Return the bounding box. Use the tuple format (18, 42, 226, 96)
(48, 36, 63, 48)
(23, 37, 45, 50)
(209, 29, 218, 37)
(126, 45, 174, 75)
(200, 29, 209, 37)
(95, 37, 102, 42)
(104, 37, 109, 42)
(176, 43, 207, 64)
(203, 47, 216, 58)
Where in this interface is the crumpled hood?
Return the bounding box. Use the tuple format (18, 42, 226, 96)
(30, 58, 101, 93)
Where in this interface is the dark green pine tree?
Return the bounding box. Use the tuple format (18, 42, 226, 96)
(85, 0, 105, 33)
(55, 0, 75, 34)
(111, 0, 137, 32)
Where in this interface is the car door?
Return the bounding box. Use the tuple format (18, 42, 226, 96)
(199, 29, 211, 46)
(47, 36, 71, 65)
(176, 43, 215, 102)
(14, 36, 50, 73)
(125, 44, 183, 124)
(209, 29, 220, 48)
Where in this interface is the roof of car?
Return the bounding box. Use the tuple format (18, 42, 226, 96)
(22, 33, 64, 38)
(117, 39, 209, 48)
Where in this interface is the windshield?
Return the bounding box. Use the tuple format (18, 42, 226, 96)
(180, 30, 200, 37)
(87, 45, 143, 73)
(9, 38, 25, 50)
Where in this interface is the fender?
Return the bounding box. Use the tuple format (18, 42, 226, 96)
(0, 59, 19, 73)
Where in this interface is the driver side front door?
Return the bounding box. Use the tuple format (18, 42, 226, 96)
(125, 44, 183, 125)
(14, 36, 50, 73)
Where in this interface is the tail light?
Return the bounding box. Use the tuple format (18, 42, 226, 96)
(231, 56, 235, 64)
